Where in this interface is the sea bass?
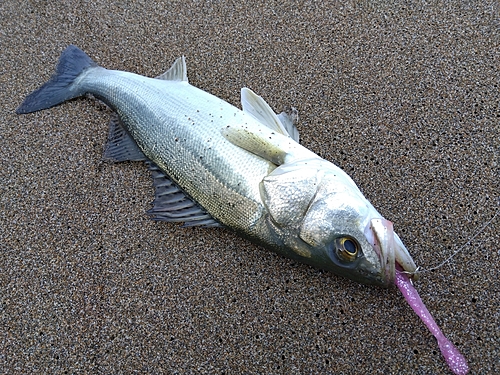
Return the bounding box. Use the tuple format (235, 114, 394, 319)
(17, 46, 468, 374)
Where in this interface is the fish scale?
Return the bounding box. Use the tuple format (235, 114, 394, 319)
(16, 45, 418, 285)
(17, 45, 468, 374)
(85, 68, 271, 235)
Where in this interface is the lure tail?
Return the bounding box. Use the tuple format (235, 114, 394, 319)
(16, 45, 96, 114)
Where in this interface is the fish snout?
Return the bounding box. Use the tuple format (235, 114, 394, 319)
(365, 218, 418, 284)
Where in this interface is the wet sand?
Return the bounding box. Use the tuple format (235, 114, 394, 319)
(1, 1, 498, 374)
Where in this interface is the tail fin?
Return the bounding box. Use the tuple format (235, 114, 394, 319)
(16, 45, 97, 114)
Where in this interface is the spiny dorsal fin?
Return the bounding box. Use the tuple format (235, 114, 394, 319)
(156, 56, 188, 82)
(241, 88, 299, 142)
(146, 162, 221, 227)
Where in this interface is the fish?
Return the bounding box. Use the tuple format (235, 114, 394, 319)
(16, 45, 468, 374)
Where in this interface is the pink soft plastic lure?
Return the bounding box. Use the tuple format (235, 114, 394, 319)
(395, 267, 469, 374)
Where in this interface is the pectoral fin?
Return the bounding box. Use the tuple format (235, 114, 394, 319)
(226, 89, 309, 164)
(222, 125, 289, 165)
(222, 122, 315, 166)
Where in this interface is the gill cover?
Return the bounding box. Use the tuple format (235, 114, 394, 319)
(259, 158, 389, 285)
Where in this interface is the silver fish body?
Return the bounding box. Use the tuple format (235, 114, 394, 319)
(17, 46, 417, 286)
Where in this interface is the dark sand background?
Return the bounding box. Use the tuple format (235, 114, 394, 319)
(1, 1, 498, 374)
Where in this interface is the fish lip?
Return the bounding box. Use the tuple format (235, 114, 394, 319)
(366, 218, 418, 285)
(368, 218, 396, 285)
(393, 231, 419, 281)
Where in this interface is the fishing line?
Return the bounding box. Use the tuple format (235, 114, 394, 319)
(403, 203, 499, 276)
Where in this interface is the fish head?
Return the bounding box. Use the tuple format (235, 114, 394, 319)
(261, 158, 417, 286)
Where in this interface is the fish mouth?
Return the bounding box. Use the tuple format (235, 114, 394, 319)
(366, 218, 418, 285)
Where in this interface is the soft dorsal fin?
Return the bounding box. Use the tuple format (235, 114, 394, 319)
(102, 113, 147, 162)
(156, 56, 188, 82)
(241, 88, 299, 142)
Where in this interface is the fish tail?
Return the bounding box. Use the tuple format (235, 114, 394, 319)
(16, 45, 97, 114)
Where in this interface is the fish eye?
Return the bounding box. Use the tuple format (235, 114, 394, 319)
(334, 236, 359, 262)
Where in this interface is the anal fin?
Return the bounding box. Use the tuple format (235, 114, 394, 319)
(156, 56, 188, 82)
